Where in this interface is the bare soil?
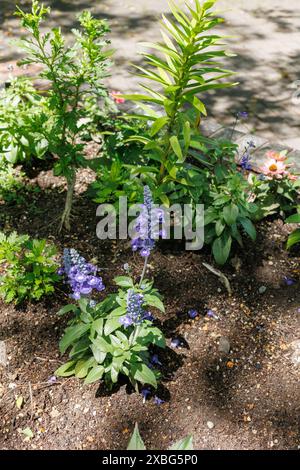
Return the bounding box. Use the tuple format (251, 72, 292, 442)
(0, 166, 299, 450)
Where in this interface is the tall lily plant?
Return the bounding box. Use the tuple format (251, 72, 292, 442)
(125, 0, 236, 204)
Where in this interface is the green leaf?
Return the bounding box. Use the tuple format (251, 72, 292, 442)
(114, 276, 134, 288)
(239, 217, 256, 241)
(183, 121, 191, 150)
(150, 116, 169, 136)
(91, 318, 104, 337)
(131, 362, 157, 387)
(287, 228, 300, 249)
(127, 424, 146, 450)
(212, 232, 232, 265)
(187, 95, 207, 115)
(57, 304, 77, 316)
(59, 324, 90, 354)
(215, 219, 225, 237)
(75, 357, 95, 379)
(104, 317, 122, 336)
(169, 435, 193, 450)
(223, 203, 239, 225)
(286, 213, 300, 224)
(91, 344, 106, 364)
(92, 336, 114, 354)
(143, 294, 165, 312)
(84, 365, 105, 385)
(55, 360, 77, 377)
(170, 136, 183, 161)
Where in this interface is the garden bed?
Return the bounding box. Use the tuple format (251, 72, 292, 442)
(0, 167, 299, 450)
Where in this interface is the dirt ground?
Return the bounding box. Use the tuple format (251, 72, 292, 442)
(1, 0, 300, 148)
(0, 0, 300, 452)
(0, 166, 299, 450)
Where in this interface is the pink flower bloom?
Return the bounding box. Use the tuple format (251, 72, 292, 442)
(110, 91, 125, 104)
(288, 173, 298, 181)
(260, 157, 290, 178)
(265, 150, 287, 162)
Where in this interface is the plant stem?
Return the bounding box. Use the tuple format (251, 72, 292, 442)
(139, 255, 149, 287)
(59, 171, 76, 231)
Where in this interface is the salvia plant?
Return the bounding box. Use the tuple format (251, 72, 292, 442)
(127, 423, 193, 450)
(15, 0, 113, 230)
(125, 0, 236, 205)
(56, 187, 166, 390)
(0, 232, 59, 303)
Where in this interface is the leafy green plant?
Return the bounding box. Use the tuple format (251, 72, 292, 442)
(249, 173, 300, 220)
(90, 158, 149, 206)
(286, 207, 300, 249)
(127, 423, 193, 450)
(205, 173, 258, 264)
(0, 163, 40, 205)
(0, 76, 48, 164)
(15, 0, 113, 230)
(55, 276, 165, 390)
(0, 164, 25, 202)
(124, 0, 236, 202)
(0, 232, 59, 303)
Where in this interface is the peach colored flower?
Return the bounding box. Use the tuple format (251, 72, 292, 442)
(265, 150, 287, 162)
(110, 90, 125, 104)
(288, 173, 298, 181)
(260, 157, 290, 177)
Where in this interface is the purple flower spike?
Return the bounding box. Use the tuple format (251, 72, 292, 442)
(119, 315, 134, 328)
(131, 186, 165, 258)
(61, 249, 105, 300)
(119, 290, 151, 328)
(283, 276, 296, 286)
(154, 396, 165, 405)
(171, 338, 181, 349)
(188, 309, 198, 319)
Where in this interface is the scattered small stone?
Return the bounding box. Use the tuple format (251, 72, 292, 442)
(218, 336, 230, 354)
(207, 421, 215, 430)
(258, 286, 267, 294)
(0, 341, 7, 367)
(50, 408, 60, 419)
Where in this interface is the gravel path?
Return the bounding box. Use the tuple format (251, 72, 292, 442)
(0, 0, 299, 147)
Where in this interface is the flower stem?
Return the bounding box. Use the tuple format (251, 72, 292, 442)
(139, 256, 149, 287)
